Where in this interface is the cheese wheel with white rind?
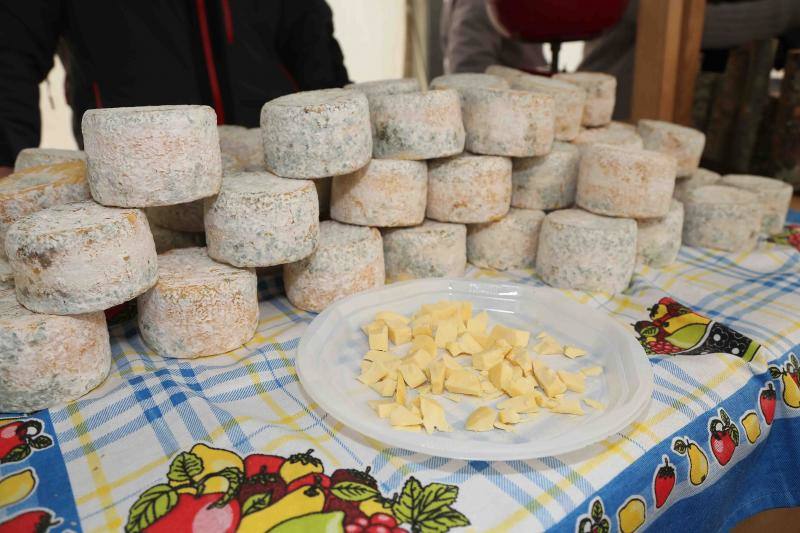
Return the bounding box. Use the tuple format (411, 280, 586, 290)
(0, 258, 13, 289)
(146, 200, 205, 233)
(427, 153, 512, 223)
(0, 161, 91, 258)
(204, 172, 319, 268)
(682, 185, 761, 251)
(576, 144, 677, 218)
(284, 221, 384, 312)
(719, 174, 793, 234)
(346, 78, 421, 100)
(572, 122, 644, 150)
(511, 142, 580, 210)
(137, 247, 258, 358)
(261, 89, 372, 179)
(383, 220, 466, 281)
(535, 209, 637, 293)
(369, 89, 465, 160)
(150, 225, 205, 254)
(467, 208, 545, 270)
(14, 148, 87, 172)
(429, 73, 509, 91)
(331, 159, 427, 227)
(82, 105, 222, 206)
(636, 199, 684, 268)
(5, 201, 158, 314)
(504, 73, 586, 141)
(0, 288, 111, 412)
(554, 72, 616, 127)
(637, 119, 706, 177)
(673, 168, 721, 203)
(459, 87, 554, 157)
(218, 125, 265, 171)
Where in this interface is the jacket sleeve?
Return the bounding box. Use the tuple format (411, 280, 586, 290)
(0, 1, 62, 167)
(442, 0, 503, 74)
(702, 0, 800, 49)
(277, 0, 349, 90)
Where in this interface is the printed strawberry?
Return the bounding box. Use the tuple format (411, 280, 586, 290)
(0, 510, 60, 533)
(653, 457, 675, 508)
(324, 494, 369, 527)
(236, 472, 287, 507)
(760, 382, 777, 425)
(709, 408, 739, 466)
(278, 449, 323, 483)
(143, 493, 240, 533)
(331, 466, 379, 490)
(243, 453, 285, 478)
(0, 420, 52, 463)
(286, 472, 331, 493)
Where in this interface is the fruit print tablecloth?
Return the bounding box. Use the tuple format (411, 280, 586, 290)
(2, 238, 800, 533)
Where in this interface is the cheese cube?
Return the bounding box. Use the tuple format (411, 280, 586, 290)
(508, 348, 533, 376)
(399, 363, 427, 388)
(481, 380, 498, 394)
(533, 334, 562, 355)
(429, 360, 445, 394)
(375, 311, 410, 324)
(390, 405, 423, 426)
(358, 361, 388, 385)
(458, 301, 473, 322)
(445, 369, 483, 395)
(364, 350, 398, 364)
(582, 366, 604, 377)
(440, 354, 463, 378)
(550, 398, 585, 415)
(465, 406, 497, 431)
(371, 377, 397, 397)
(457, 332, 484, 354)
(472, 333, 494, 349)
(488, 360, 514, 389)
(387, 323, 413, 345)
(395, 374, 407, 405)
(557, 370, 586, 393)
(494, 338, 513, 357)
(435, 319, 459, 347)
(564, 345, 587, 358)
(511, 365, 524, 382)
(473, 346, 506, 370)
(494, 421, 516, 432)
(503, 376, 537, 397)
(404, 349, 434, 369)
(499, 409, 521, 424)
(373, 400, 400, 418)
(490, 324, 530, 347)
(360, 360, 371, 373)
(446, 341, 464, 356)
(362, 319, 383, 335)
(421, 397, 452, 433)
(368, 323, 389, 351)
(533, 360, 567, 397)
(412, 323, 433, 337)
(412, 335, 437, 358)
(395, 425, 423, 432)
(467, 311, 489, 336)
(583, 398, 605, 410)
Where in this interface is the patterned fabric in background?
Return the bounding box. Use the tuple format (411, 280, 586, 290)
(1, 235, 800, 532)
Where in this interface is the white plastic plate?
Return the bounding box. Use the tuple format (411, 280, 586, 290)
(295, 278, 653, 460)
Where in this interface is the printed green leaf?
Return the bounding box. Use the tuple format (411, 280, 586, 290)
(417, 506, 470, 533)
(330, 481, 380, 502)
(598, 517, 611, 533)
(417, 483, 459, 522)
(720, 409, 731, 426)
(791, 353, 799, 368)
(591, 499, 604, 521)
(125, 484, 178, 533)
(672, 440, 686, 455)
(769, 366, 783, 379)
(1, 445, 31, 464)
(211, 467, 242, 507)
(730, 426, 740, 446)
(167, 452, 203, 484)
(241, 492, 271, 517)
(30, 435, 53, 449)
(393, 476, 423, 524)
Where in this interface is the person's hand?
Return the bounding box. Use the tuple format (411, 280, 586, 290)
(0, 166, 12, 178)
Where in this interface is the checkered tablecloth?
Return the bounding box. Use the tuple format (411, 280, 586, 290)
(1, 238, 799, 533)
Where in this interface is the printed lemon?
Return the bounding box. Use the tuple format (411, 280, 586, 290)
(0, 469, 36, 508)
(741, 412, 761, 444)
(359, 496, 395, 517)
(268, 511, 344, 533)
(237, 484, 326, 533)
(618, 498, 646, 533)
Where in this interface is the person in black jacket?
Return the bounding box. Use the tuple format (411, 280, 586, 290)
(0, 0, 349, 177)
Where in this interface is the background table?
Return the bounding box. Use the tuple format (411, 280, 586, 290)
(1, 237, 799, 533)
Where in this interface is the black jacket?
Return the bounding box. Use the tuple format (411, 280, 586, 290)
(0, 0, 349, 166)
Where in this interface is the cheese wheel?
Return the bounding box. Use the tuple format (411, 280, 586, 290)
(429, 73, 509, 90)
(82, 105, 222, 206)
(0, 288, 111, 412)
(222, 151, 244, 175)
(427, 154, 512, 223)
(383, 220, 466, 281)
(0, 161, 91, 258)
(315, 177, 332, 219)
(0, 258, 13, 289)
(146, 200, 205, 233)
(205, 172, 319, 267)
(505, 73, 586, 141)
(535, 209, 637, 293)
(331, 159, 427, 227)
(637, 120, 706, 177)
(682, 185, 761, 251)
(137, 247, 258, 358)
(576, 144, 677, 218)
(572, 122, 644, 150)
(636, 199, 684, 268)
(5, 201, 158, 314)
(261, 89, 372, 178)
(467, 208, 545, 270)
(369, 89, 465, 160)
(674, 168, 720, 203)
(284, 221, 384, 312)
(218, 125, 265, 171)
(554, 72, 616, 127)
(511, 142, 580, 210)
(150, 225, 206, 254)
(346, 78, 422, 101)
(458, 87, 554, 157)
(14, 148, 87, 172)
(719, 174, 793, 234)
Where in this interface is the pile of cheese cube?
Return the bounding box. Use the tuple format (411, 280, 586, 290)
(357, 300, 605, 434)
